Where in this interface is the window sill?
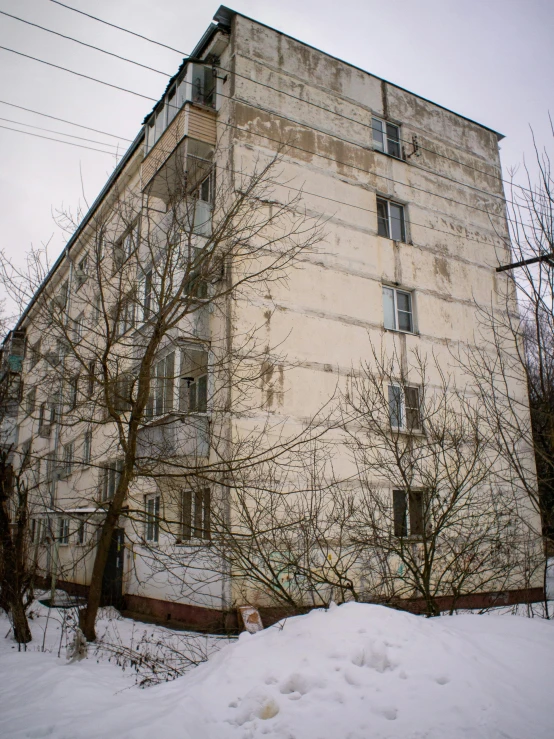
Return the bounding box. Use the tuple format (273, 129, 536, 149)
(390, 426, 425, 437)
(373, 148, 404, 163)
(383, 327, 417, 336)
(175, 539, 211, 547)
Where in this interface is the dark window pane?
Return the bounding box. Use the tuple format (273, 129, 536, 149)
(397, 291, 413, 332)
(203, 488, 211, 540)
(377, 199, 389, 238)
(390, 204, 405, 241)
(372, 118, 384, 150)
(388, 385, 402, 428)
(197, 375, 208, 412)
(393, 490, 408, 537)
(194, 489, 203, 537)
(409, 490, 424, 536)
(181, 489, 192, 539)
(386, 123, 401, 158)
(405, 386, 420, 430)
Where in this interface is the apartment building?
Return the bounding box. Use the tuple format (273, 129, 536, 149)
(1, 6, 543, 629)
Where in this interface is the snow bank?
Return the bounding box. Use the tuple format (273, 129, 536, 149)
(1, 602, 553, 738)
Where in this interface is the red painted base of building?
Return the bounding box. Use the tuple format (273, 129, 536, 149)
(34, 578, 546, 633)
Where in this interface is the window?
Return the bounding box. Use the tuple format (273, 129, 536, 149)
(62, 441, 74, 476)
(75, 255, 88, 289)
(76, 518, 86, 545)
(73, 313, 85, 343)
(68, 376, 79, 411)
(382, 286, 413, 332)
(181, 488, 211, 541)
(93, 295, 103, 323)
(86, 361, 95, 399)
(145, 494, 160, 542)
(58, 518, 70, 545)
(99, 459, 124, 501)
(141, 268, 160, 321)
(393, 489, 425, 538)
(115, 298, 136, 337)
(191, 63, 216, 108)
(29, 339, 41, 370)
(179, 347, 208, 413)
(38, 400, 56, 437)
(114, 220, 139, 269)
(377, 198, 405, 241)
(83, 430, 92, 465)
(146, 352, 175, 418)
(25, 387, 36, 415)
(388, 385, 421, 431)
(372, 117, 401, 158)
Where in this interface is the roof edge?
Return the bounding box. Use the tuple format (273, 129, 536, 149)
(214, 5, 504, 141)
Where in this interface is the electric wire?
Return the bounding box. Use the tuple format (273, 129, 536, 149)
(0, 99, 133, 141)
(0, 10, 171, 76)
(0, 123, 120, 155)
(0, 45, 156, 102)
(0, 115, 123, 147)
(49, 0, 534, 198)
(0, 43, 519, 225)
(49, 0, 185, 55)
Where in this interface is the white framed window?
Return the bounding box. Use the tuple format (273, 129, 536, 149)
(83, 430, 92, 466)
(62, 441, 74, 476)
(25, 387, 36, 415)
(75, 254, 88, 289)
(145, 494, 160, 542)
(180, 487, 211, 541)
(58, 518, 70, 545)
(67, 375, 79, 411)
(377, 198, 406, 241)
(388, 385, 421, 431)
(372, 117, 401, 158)
(382, 286, 414, 333)
(29, 338, 41, 370)
(99, 459, 124, 501)
(115, 297, 136, 337)
(76, 518, 87, 545)
(73, 312, 85, 343)
(146, 352, 175, 418)
(179, 346, 208, 413)
(393, 489, 425, 538)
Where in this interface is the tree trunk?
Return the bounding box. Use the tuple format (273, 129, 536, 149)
(10, 596, 32, 644)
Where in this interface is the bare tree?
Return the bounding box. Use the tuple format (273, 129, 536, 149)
(338, 344, 537, 616)
(460, 124, 554, 615)
(0, 143, 327, 640)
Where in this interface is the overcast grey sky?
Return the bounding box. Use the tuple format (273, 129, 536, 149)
(0, 0, 552, 288)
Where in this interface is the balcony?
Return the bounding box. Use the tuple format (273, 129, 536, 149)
(136, 413, 209, 460)
(142, 103, 217, 200)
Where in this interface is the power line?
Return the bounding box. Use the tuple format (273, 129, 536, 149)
(0, 115, 122, 147)
(0, 41, 515, 224)
(0, 10, 171, 77)
(49, 0, 527, 197)
(49, 0, 186, 55)
(0, 99, 133, 141)
(0, 123, 119, 155)
(0, 45, 157, 103)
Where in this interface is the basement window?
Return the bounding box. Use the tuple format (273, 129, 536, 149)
(372, 117, 401, 158)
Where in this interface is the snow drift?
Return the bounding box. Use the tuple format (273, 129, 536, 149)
(1, 602, 553, 738)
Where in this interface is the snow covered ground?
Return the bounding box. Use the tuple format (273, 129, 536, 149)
(1, 599, 553, 739)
